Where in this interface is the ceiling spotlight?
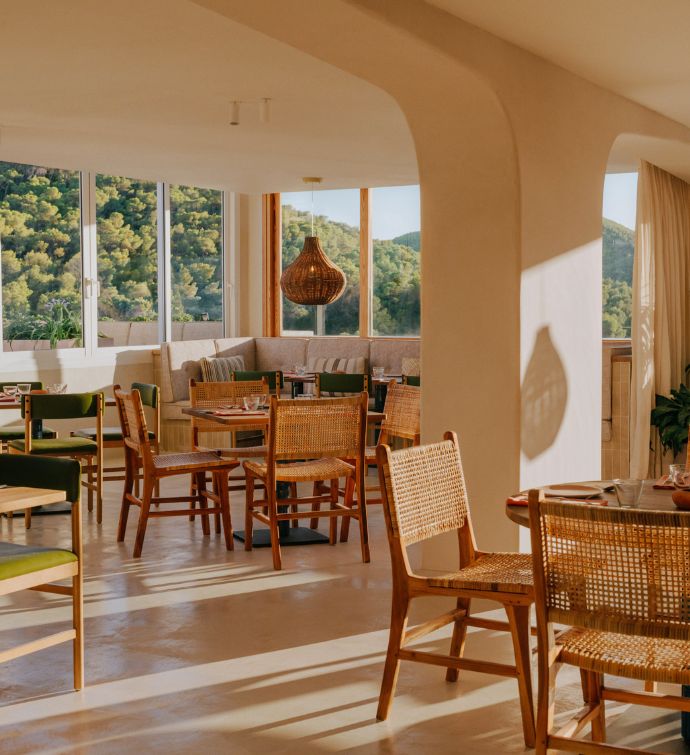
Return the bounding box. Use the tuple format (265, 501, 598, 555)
(230, 101, 240, 126)
(259, 98, 271, 124)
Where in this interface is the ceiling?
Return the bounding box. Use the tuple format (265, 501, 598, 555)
(426, 0, 690, 132)
(0, 0, 417, 193)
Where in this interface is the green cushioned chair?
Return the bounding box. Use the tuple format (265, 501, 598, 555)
(232, 370, 284, 396)
(316, 372, 369, 397)
(402, 374, 420, 387)
(0, 455, 83, 692)
(0, 382, 56, 450)
(8, 392, 104, 524)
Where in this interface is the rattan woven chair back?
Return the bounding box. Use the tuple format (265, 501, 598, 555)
(268, 393, 367, 462)
(379, 381, 420, 445)
(529, 495, 690, 640)
(189, 378, 269, 436)
(377, 431, 473, 551)
(115, 388, 153, 465)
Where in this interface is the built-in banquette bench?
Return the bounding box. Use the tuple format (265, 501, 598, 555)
(153, 337, 420, 451)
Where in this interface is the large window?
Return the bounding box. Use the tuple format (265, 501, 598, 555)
(281, 189, 360, 336)
(372, 185, 420, 337)
(170, 184, 223, 341)
(0, 159, 226, 354)
(96, 175, 158, 346)
(0, 161, 82, 352)
(602, 172, 637, 338)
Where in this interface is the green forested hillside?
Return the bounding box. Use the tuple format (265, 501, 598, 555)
(602, 217, 634, 338)
(282, 205, 420, 335)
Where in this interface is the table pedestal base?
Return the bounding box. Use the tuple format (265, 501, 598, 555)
(233, 527, 330, 546)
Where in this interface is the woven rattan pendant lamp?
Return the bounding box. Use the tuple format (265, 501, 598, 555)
(280, 177, 347, 305)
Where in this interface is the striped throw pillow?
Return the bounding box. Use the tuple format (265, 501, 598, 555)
(307, 356, 366, 396)
(200, 355, 245, 382)
(401, 357, 420, 377)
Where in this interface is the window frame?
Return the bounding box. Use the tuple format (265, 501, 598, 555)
(267, 187, 419, 338)
(0, 164, 232, 365)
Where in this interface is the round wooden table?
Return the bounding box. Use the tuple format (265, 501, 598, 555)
(506, 480, 678, 527)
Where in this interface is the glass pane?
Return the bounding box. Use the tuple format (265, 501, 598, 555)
(0, 161, 82, 352)
(602, 172, 636, 339)
(372, 185, 421, 337)
(96, 175, 158, 346)
(281, 189, 359, 336)
(170, 185, 224, 341)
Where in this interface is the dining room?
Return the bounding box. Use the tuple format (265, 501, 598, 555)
(4, 1, 690, 753)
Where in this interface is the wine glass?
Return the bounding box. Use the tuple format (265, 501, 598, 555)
(17, 383, 32, 395)
(243, 395, 260, 411)
(2, 385, 18, 398)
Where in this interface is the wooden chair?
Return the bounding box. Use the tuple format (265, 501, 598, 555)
(0, 381, 57, 452)
(0, 454, 83, 691)
(528, 490, 690, 754)
(376, 432, 536, 747)
(315, 372, 369, 397)
(8, 392, 104, 526)
(402, 375, 420, 387)
(244, 393, 369, 570)
(71, 382, 160, 490)
(232, 370, 283, 397)
(338, 381, 420, 542)
(115, 387, 238, 558)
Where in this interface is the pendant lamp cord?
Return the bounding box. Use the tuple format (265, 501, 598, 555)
(310, 183, 315, 236)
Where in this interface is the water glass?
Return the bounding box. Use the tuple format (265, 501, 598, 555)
(16, 383, 32, 395)
(260, 394, 270, 409)
(670, 464, 690, 490)
(295, 364, 307, 376)
(2, 385, 18, 397)
(243, 395, 260, 411)
(372, 366, 385, 379)
(612, 478, 644, 508)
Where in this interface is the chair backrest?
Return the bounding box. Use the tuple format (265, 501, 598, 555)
(22, 393, 102, 420)
(267, 393, 367, 462)
(402, 375, 420, 387)
(115, 387, 152, 464)
(0, 454, 81, 504)
(380, 381, 420, 444)
(189, 378, 268, 437)
(132, 382, 159, 409)
(315, 372, 369, 397)
(233, 370, 283, 395)
(0, 381, 43, 391)
(528, 492, 690, 641)
(376, 432, 475, 573)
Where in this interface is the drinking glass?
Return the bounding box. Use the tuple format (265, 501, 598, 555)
(295, 364, 307, 376)
(372, 366, 385, 379)
(243, 395, 260, 411)
(612, 478, 644, 508)
(17, 383, 32, 395)
(260, 394, 270, 409)
(670, 464, 690, 490)
(2, 385, 18, 397)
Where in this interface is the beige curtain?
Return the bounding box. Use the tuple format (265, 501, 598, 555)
(630, 161, 690, 478)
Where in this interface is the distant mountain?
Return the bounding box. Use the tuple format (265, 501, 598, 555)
(391, 230, 420, 251)
(603, 217, 634, 286)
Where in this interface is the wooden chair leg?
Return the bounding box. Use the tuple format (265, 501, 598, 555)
(505, 603, 536, 748)
(196, 472, 210, 537)
(72, 569, 84, 690)
(214, 471, 233, 550)
(189, 475, 197, 521)
(244, 473, 255, 551)
(96, 454, 103, 524)
(86, 459, 94, 513)
(267, 484, 282, 570)
(588, 671, 606, 742)
(24, 506, 32, 530)
(329, 478, 339, 544)
(356, 467, 370, 564)
(445, 597, 470, 682)
(376, 594, 410, 720)
(535, 627, 557, 755)
(310, 481, 321, 529)
(339, 476, 355, 543)
(117, 454, 135, 542)
(133, 477, 154, 558)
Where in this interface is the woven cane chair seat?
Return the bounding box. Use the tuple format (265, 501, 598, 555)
(426, 552, 534, 594)
(558, 626, 690, 685)
(196, 444, 267, 459)
(245, 456, 354, 482)
(152, 451, 237, 472)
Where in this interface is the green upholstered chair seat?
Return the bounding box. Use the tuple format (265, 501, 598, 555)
(0, 541, 77, 580)
(71, 426, 155, 442)
(0, 426, 56, 440)
(8, 437, 97, 454)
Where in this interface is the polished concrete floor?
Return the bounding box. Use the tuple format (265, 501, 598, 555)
(0, 477, 687, 754)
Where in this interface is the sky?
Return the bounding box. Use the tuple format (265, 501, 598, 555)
(602, 172, 638, 229)
(282, 184, 421, 240)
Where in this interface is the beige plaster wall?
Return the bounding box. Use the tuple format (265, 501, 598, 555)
(197, 0, 690, 563)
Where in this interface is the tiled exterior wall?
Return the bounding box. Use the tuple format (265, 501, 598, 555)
(601, 356, 631, 480)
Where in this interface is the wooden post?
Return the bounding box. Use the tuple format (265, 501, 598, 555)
(262, 193, 282, 336)
(359, 188, 372, 337)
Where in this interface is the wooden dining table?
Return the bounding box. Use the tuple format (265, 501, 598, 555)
(0, 485, 67, 521)
(505, 480, 678, 527)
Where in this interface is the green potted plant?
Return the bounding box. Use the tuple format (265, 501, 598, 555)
(5, 298, 82, 350)
(651, 366, 690, 457)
